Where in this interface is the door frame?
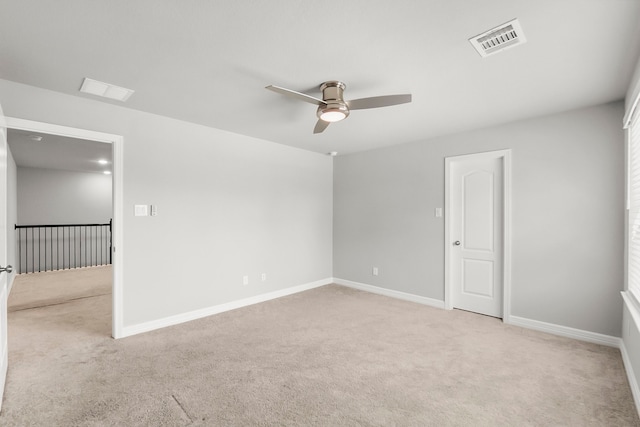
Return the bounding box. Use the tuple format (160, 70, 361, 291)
(444, 149, 512, 322)
(5, 117, 124, 338)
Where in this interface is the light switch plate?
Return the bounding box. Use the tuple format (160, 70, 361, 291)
(134, 205, 148, 216)
(150, 205, 157, 216)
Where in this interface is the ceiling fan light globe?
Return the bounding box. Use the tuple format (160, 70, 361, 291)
(317, 102, 350, 123)
(320, 110, 347, 122)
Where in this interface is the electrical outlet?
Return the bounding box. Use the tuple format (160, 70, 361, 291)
(261, 273, 267, 282)
(243, 275, 249, 285)
(373, 267, 379, 276)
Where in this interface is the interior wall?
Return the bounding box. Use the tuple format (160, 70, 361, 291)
(334, 102, 625, 337)
(0, 77, 625, 339)
(6, 145, 17, 289)
(17, 167, 112, 225)
(0, 79, 333, 328)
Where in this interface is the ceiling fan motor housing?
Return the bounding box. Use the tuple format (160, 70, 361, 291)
(317, 81, 350, 121)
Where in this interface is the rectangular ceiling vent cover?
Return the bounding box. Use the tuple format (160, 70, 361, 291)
(80, 78, 135, 102)
(469, 19, 526, 58)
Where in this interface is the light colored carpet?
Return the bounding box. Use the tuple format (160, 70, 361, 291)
(8, 266, 111, 312)
(1, 268, 638, 426)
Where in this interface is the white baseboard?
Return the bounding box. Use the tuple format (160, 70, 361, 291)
(620, 340, 640, 417)
(508, 315, 621, 348)
(332, 279, 619, 348)
(120, 278, 333, 338)
(332, 278, 445, 309)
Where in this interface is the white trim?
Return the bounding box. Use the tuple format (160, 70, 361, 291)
(0, 340, 6, 412)
(7, 273, 14, 295)
(120, 278, 333, 338)
(508, 315, 621, 348)
(624, 84, 640, 129)
(444, 157, 452, 310)
(502, 150, 513, 323)
(620, 340, 640, 417)
(0, 111, 7, 412)
(444, 149, 512, 321)
(4, 117, 125, 339)
(0, 283, 6, 412)
(111, 136, 124, 339)
(622, 291, 640, 332)
(333, 278, 445, 309)
(5, 117, 119, 144)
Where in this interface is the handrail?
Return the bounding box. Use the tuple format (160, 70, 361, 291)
(16, 222, 111, 228)
(15, 219, 112, 274)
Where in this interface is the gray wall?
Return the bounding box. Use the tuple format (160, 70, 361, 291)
(334, 102, 624, 337)
(0, 77, 625, 340)
(0, 79, 333, 327)
(7, 145, 17, 289)
(17, 167, 112, 225)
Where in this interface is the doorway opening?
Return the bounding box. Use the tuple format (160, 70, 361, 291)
(444, 149, 512, 322)
(5, 117, 123, 338)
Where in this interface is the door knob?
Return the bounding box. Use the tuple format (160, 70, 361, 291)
(453, 241, 461, 246)
(0, 265, 13, 274)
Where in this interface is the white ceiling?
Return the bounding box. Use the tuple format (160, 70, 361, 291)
(1, 1, 640, 156)
(8, 129, 112, 174)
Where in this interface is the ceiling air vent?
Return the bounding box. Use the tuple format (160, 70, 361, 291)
(469, 19, 526, 58)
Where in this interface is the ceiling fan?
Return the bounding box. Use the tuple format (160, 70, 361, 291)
(265, 81, 412, 134)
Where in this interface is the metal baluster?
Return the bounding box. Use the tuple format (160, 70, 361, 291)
(66, 227, 69, 270)
(44, 227, 47, 272)
(14, 222, 113, 273)
(98, 225, 101, 265)
(37, 227, 40, 272)
(17, 227, 21, 274)
(75, 226, 78, 268)
(30, 228, 34, 273)
(83, 226, 86, 268)
(109, 219, 112, 265)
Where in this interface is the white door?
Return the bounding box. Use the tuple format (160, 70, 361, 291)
(0, 101, 9, 410)
(447, 151, 506, 318)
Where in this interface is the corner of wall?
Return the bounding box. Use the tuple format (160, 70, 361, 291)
(119, 278, 333, 339)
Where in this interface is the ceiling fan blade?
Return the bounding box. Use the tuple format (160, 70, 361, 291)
(347, 94, 412, 110)
(266, 85, 327, 106)
(314, 119, 330, 134)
